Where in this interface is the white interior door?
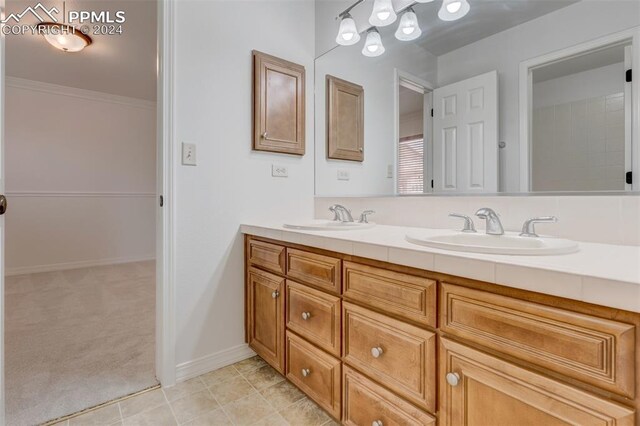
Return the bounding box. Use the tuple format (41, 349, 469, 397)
(433, 70, 498, 193)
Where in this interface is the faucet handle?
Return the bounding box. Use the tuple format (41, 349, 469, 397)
(449, 213, 477, 233)
(328, 205, 339, 221)
(358, 210, 375, 223)
(520, 216, 558, 238)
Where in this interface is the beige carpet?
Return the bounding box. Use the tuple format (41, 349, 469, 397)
(5, 261, 158, 426)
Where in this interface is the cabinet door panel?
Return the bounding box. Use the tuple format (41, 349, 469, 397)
(327, 75, 364, 161)
(247, 267, 285, 373)
(253, 51, 305, 155)
(440, 337, 635, 426)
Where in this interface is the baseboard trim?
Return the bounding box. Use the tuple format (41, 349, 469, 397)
(5, 255, 156, 276)
(175, 344, 256, 383)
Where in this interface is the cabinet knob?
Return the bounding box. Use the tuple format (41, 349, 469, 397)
(271, 290, 280, 299)
(301, 312, 311, 320)
(370, 346, 384, 358)
(446, 372, 461, 387)
(301, 368, 311, 377)
(359, 147, 363, 152)
(262, 132, 268, 139)
(372, 421, 383, 426)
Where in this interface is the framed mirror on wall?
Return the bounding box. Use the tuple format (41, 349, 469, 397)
(314, 0, 640, 197)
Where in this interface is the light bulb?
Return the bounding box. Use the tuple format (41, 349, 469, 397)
(335, 13, 361, 46)
(447, 1, 461, 13)
(369, 0, 397, 27)
(395, 8, 421, 41)
(438, 0, 470, 21)
(362, 29, 385, 57)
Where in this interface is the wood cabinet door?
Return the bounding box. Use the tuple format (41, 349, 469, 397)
(440, 338, 635, 426)
(253, 51, 305, 155)
(247, 267, 285, 373)
(327, 75, 364, 161)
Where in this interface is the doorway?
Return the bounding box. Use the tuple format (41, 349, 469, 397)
(1, 0, 169, 424)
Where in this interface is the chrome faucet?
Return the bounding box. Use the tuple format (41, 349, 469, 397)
(475, 208, 504, 235)
(358, 210, 375, 223)
(329, 204, 354, 222)
(449, 213, 477, 233)
(520, 216, 558, 238)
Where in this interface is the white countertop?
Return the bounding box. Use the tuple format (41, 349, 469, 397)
(240, 222, 640, 313)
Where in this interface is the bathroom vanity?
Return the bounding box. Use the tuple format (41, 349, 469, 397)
(243, 224, 639, 425)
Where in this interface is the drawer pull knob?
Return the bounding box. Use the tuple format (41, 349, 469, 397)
(446, 372, 461, 387)
(301, 368, 311, 377)
(301, 312, 311, 320)
(271, 290, 280, 299)
(371, 346, 384, 358)
(372, 421, 383, 426)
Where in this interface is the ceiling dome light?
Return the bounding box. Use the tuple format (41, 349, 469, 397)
(369, 0, 397, 27)
(438, 0, 470, 21)
(414, 0, 434, 2)
(36, 22, 92, 52)
(336, 13, 361, 46)
(362, 28, 385, 57)
(395, 8, 421, 41)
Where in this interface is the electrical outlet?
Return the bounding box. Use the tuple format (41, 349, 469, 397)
(387, 164, 394, 178)
(337, 169, 350, 181)
(271, 164, 288, 178)
(182, 142, 197, 166)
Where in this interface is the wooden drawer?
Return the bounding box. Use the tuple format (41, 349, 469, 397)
(286, 280, 341, 356)
(286, 248, 341, 295)
(343, 302, 436, 412)
(343, 261, 436, 328)
(441, 283, 636, 398)
(248, 239, 285, 275)
(286, 331, 341, 419)
(343, 365, 436, 426)
(440, 337, 635, 426)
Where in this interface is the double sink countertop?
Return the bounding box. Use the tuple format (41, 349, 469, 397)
(240, 221, 640, 313)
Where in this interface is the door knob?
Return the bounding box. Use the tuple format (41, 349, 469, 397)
(370, 346, 384, 358)
(446, 372, 461, 387)
(372, 421, 383, 426)
(301, 368, 311, 377)
(0, 195, 6, 215)
(271, 290, 280, 299)
(301, 312, 311, 320)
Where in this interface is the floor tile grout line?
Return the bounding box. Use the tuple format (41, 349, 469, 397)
(162, 387, 180, 426)
(206, 387, 236, 426)
(116, 402, 123, 422)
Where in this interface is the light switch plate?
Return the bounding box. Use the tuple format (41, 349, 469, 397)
(182, 142, 197, 166)
(337, 170, 350, 181)
(272, 164, 288, 177)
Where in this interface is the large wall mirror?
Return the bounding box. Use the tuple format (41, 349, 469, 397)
(314, 0, 640, 196)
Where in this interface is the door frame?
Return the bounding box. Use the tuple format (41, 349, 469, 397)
(156, 0, 177, 387)
(518, 27, 640, 192)
(393, 69, 434, 195)
(0, 0, 177, 420)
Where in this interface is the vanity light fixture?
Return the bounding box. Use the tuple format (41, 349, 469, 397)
(362, 28, 385, 57)
(36, 22, 92, 52)
(438, 0, 470, 21)
(369, 0, 397, 27)
(336, 13, 361, 45)
(395, 7, 422, 41)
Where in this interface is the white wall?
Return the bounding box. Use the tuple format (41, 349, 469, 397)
(533, 62, 624, 109)
(436, 0, 640, 192)
(315, 36, 436, 196)
(174, 0, 315, 370)
(5, 79, 156, 275)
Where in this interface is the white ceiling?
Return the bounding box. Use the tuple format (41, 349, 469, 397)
(373, 0, 579, 57)
(533, 43, 627, 83)
(6, 0, 157, 101)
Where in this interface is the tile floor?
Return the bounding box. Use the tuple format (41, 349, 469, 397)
(53, 356, 338, 426)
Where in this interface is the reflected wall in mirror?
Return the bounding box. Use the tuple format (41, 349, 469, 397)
(314, 0, 640, 196)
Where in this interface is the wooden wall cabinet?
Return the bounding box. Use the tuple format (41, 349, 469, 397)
(253, 51, 305, 155)
(327, 75, 364, 161)
(245, 235, 639, 425)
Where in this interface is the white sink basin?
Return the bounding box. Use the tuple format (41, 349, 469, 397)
(283, 219, 375, 231)
(405, 231, 578, 255)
